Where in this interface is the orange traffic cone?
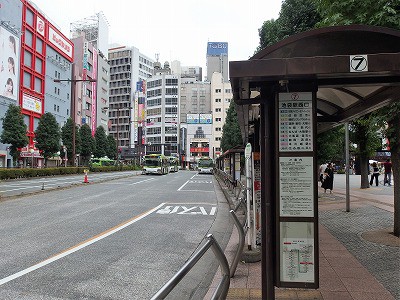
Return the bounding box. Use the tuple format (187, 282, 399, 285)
(83, 170, 89, 183)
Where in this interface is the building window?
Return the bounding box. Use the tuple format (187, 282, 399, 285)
(215, 127, 222, 131)
(34, 77, 42, 93)
(215, 89, 221, 93)
(215, 117, 221, 122)
(215, 108, 221, 112)
(215, 137, 221, 141)
(23, 72, 31, 88)
(215, 98, 221, 103)
(25, 30, 33, 48)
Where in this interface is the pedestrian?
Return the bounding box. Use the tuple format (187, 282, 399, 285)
(369, 162, 380, 186)
(383, 158, 392, 186)
(321, 162, 334, 193)
(319, 162, 328, 183)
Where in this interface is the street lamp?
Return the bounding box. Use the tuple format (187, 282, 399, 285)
(54, 67, 96, 167)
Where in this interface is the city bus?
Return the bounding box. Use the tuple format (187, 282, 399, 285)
(142, 154, 169, 175)
(90, 157, 116, 167)
(197, 157, 214, 174)
(168, 156, 179, 173)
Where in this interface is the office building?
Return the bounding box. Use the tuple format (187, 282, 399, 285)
(146, 61, 180, 156)
(108, 45, 154, 160)
(206, 42, 228, 82)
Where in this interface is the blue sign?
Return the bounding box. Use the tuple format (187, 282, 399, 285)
(207, 42, 228, 56)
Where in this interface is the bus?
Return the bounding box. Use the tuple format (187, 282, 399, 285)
(197, 157, 214, 174)
(142, 154, 169, 175)
(90, 157, 116, 167)
(168, 156, 179, 173)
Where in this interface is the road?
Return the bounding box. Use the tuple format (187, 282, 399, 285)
(0, 170, 232, 299)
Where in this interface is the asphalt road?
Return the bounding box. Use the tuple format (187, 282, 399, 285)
(0, 170, 232, 299)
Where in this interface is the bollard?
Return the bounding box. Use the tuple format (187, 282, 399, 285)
(83, 169, 89, 183)
(42, 183, 45, 190)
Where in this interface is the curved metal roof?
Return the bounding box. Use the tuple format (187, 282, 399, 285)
(229, 25, 400, 134)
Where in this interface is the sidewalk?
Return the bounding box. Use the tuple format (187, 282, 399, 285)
(205, 176, 399, 300)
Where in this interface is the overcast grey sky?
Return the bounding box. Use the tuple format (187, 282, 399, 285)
(30, 0, 282, 70)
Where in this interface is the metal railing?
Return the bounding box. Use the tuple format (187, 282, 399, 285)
(151, 234, 230, 300)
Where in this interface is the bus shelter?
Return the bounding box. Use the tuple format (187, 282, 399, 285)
(229, 25, 400, 298)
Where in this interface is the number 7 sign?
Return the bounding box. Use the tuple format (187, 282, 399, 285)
(350, 55, 368, 72)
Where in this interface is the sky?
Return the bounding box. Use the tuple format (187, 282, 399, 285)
(30, 0, 282, 73)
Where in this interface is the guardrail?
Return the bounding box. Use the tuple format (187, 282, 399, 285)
(150, 234, 230, 300)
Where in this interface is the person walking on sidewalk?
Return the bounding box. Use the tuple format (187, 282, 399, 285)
(369, 162, 380, 186)
(321, 162, 334, 193)
(383, 158, 392, 185)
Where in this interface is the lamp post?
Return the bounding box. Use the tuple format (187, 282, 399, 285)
(63, 145, 67, 167)
(29, 147, 34, 168)
(54, 69, 96, 167)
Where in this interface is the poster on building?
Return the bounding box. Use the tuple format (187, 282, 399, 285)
(280, 222, 315, 283)
(22, 94, 42, 114)
(279, 92, 313, 152)
(0, 28, 20, 101)
(199, 114, 212, 124)
(279, 157, 314, 217)
(187, 114, 199, 124)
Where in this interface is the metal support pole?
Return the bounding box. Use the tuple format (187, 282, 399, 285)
(345, 122, 350, 212)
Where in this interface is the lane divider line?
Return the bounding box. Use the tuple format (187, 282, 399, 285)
(0, 202, 166, 286)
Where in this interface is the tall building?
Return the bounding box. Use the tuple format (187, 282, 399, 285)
(70, 13, 110, 134)
(210, 72, 233, 157)
(13, 0, 74, 168)
(108, 45, 153, 160)
(146, 61, 180, 156)
(206, 42, 228, 82)
(0, 0, 23, 167)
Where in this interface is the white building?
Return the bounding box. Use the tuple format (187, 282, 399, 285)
(210, 72, 233, 157)
(145, 61, 180, 156)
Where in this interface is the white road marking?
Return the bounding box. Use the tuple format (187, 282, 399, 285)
(0, 202, 166, 286)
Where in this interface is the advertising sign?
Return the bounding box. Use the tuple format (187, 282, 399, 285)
(22, 94, 42, 113)
(48, 26, 73, 60)
(36, 15, 45, 36)
(187, 114, 199, 124)
(0, 28, 20, 101)
(207, 42, 228, 56)
(199, 113, 212, 124)
(91, 48, 97, 136)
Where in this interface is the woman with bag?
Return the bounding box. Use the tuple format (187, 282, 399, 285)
(369, 162, 380, 186)
(321, 163, 334, 193)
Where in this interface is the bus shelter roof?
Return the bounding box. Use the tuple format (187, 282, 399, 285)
(229, 25, 400, 136)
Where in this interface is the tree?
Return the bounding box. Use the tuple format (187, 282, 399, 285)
(93, 126, 108, 158)
(106, 134, 117, 160)
(349, 116, 382, 188)
(61, 118, 81, 164)
(312, 0, 400, 236)
(35, 112, 60, 167)
(0, 104, 29, 165)
(79, 124, 95, 165)
(258, 0, 321, 50)
(316, 125, 345, 165)
(220, 101, 243, 152)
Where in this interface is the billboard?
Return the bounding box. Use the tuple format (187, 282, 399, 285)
(0, 28, 20, 101)
(207, 42, 228, 56)
(187, 113, 199, 124)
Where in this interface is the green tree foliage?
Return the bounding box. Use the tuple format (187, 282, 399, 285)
(0, 104, 29, 164)
(61, 118, 81, 163)
(313, 0, 400, 28)
(93, 126, 108, 158)
(79, 124, 95, 165)
(258, 0, 321, 50)
(106, 134, 117, 159)
(316, 125, 345, 165)
(221, 101, 243, 152)
(35, 112, 60, 166)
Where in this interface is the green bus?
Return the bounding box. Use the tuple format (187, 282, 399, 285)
(168, 156, 179, 173)
(197, 157, 214, 174)
(142, 154, 169, 175)
(90, 157, 116, 167)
